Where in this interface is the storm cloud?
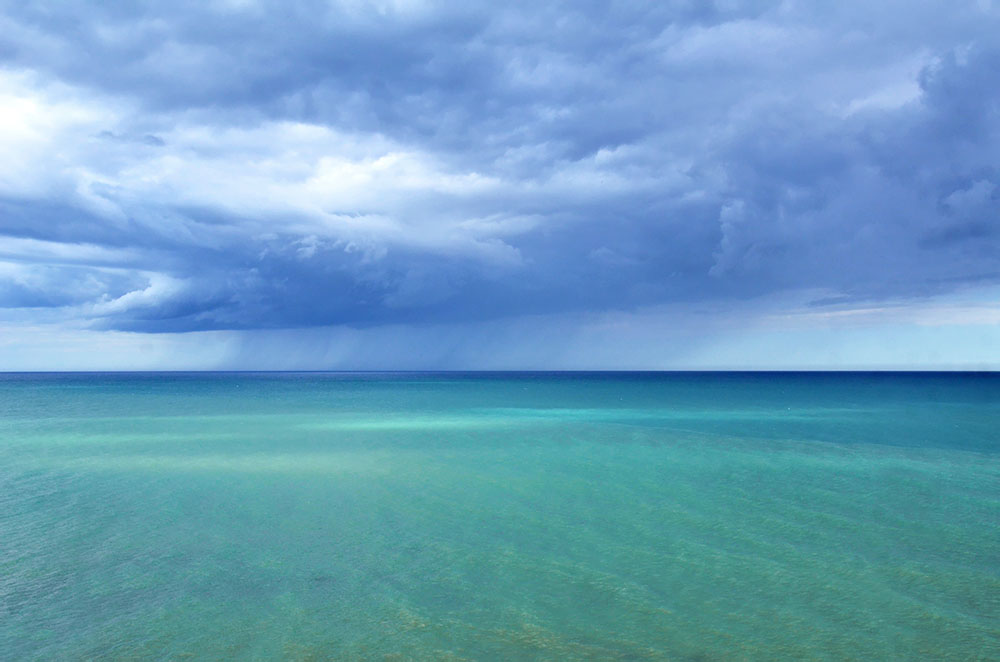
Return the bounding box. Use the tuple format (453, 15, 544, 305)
(0, 1, 998, 365)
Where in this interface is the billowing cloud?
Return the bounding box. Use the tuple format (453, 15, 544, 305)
(0, 1, 998, 366)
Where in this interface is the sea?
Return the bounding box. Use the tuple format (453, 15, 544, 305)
(1, 372, 997, 660)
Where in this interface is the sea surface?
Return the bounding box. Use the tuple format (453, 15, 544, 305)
(1, 372, 998, 660)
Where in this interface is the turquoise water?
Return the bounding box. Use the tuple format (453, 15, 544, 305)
(2, 372, 998, 660)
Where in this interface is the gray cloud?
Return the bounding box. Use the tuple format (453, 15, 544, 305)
(0, 0, 998, 336)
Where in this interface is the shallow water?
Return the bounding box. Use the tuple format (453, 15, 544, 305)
(2, 372, 998, 660)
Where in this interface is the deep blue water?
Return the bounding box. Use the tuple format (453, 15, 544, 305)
(2, 372, 998, 660)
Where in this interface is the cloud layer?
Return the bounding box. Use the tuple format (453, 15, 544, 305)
(0, 1, 998, 352)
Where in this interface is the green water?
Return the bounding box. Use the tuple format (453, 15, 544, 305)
(2, 372, 998, 660)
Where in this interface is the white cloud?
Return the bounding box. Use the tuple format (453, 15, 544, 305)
(0, 70, 118, 197)
(88, 273, 189, 316)
(0, 237, 140, 266)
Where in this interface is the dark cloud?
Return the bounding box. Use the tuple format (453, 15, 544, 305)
(0, 0, 998, 334)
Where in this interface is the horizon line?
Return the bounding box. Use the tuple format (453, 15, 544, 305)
(1, 369, 996, 375)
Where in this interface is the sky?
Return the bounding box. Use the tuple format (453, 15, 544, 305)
(0, 0, 998, 370)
